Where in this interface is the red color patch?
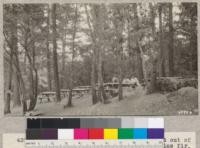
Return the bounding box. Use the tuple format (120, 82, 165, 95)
(88, 128, 104, 139)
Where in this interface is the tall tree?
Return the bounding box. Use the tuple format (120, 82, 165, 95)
(52, 4, 61, 102)
(168, 3, 174, 76)
(11, 6, 21, 107)
(46, 5, 52, 91)
(4, 42, 13, 114)
(112, 5, 125, 101)
(58, 5, 70, 89)
(20, 5, 39, 111)
(147, 3, 157, 93)
(67, 4, 78, 107)
(85, 5, 98, 104)
(158, 4, 165, 77)
(4, 5, 21, 113)
(94, 5, 108, 103)
(4, 6, 14, 114)
(61, 22, 67, 89)
(133, 4, 146, 83)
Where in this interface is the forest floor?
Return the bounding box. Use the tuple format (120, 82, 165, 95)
(8, 86, 198, 116)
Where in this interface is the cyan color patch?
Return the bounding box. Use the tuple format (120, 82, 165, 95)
(133, 128, 147, 139)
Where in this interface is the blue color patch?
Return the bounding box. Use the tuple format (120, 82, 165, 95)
(133, 128, 147, 139)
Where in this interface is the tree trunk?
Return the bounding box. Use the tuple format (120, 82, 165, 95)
(138, 43, 146, 84)
(28, 19, 38, 111)
(61, 12, 68, 89)
(97, 46, 107, 103)
(13, 70, 21, 107)
(46, 5, 52, 91)
(29, 64, 38, 111)
(12, 36, 26, 112)
(67, 4, 78, 107)
(188, 5, 197, 74)
(9, 25, 27, 114)
(91, 51, 98, 104)
(11, 5, 21, 107)
(12, 60, 21, 108)
(85, 5, 98, 104)
(16, 59, 27, 114)
(27, 61, 36, 111)
(133, 4, 145, 83)
(15, 62, 27, 115)
(147, 59, 157, 94)
(113, 6, 124, 101)
(158, 4, 165, 77)
(4, 51, 13, 114)
(127, 7, 136, 79)
(147, 3, 157, 94)
(22, 5, 37, 112)
(13, 53, 22, 107)
(117, 29, 124, 101)
(4, 5, 19, 114)
(52, 4, 61, 102)
(118, 56, 123, 101)
(61, 36, 66, 88)
(96, 5, 107, 103)
(168, 3, 174, 76)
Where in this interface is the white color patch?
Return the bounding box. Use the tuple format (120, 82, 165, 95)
(148, 118, 164, 128)
(58, 129, 74, 140)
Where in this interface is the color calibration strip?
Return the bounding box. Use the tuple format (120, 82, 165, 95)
(26, 128, 164, 140)
(26, 118, 164, 140)
(26, 118, 164, 147)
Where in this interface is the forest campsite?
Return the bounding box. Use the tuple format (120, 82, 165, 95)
(3, 3, 198, 116)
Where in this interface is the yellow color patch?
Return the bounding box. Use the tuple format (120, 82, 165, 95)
(104, 129, 118, 139)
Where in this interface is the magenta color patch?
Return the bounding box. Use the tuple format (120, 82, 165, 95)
(74, 128, 88, 139)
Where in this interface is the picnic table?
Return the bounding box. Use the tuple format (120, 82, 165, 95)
(61, 88, 90, 95)
(38, 88, 91, 103)
(38, 91, 56, 103)
(78, 86, 91, 89)
(103, 82, 137, 88)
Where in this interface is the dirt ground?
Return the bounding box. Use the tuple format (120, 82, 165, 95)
(6, 86, 198, 116)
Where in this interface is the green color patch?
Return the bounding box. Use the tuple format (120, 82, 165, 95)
(118, 128, 133, 139)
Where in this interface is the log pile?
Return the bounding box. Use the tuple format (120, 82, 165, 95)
(156, 77, 197, 92)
